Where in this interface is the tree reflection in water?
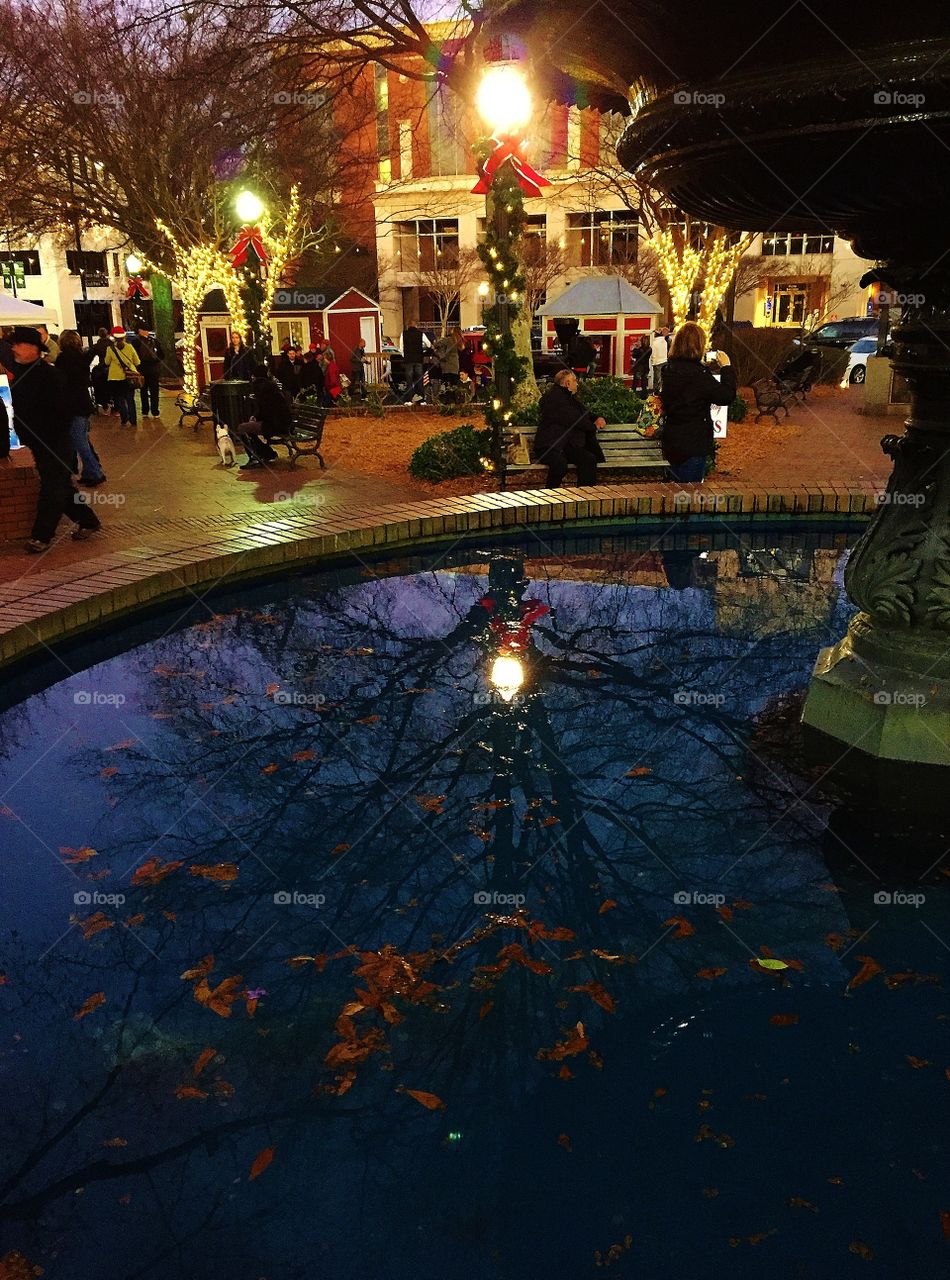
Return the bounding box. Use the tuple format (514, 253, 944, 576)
(1, 528, 947, 1280)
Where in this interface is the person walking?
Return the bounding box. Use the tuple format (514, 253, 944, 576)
(132, 326, 164, 418)
(104, 326, 141, 426)
(533, 369, 606, 487)
(38, 324, 60, 363)
(321, 346, 342, 407)
(631, 334, 652, 395)
(56, 329, 106, 487)
(659, 321, 736, 484)
(650, 325, 670, 392)
(0, 326, 102, 552)
(399, 320, 430, 403)
(349, 339, 370, 400)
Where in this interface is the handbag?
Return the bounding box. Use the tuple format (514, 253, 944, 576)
(112, 344, 144, 388)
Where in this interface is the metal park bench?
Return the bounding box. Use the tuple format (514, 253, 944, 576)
(176, 390, 213, 431)
(505, 423, 666, 476)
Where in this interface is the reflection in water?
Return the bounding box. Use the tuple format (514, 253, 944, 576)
(0, 527, 947, 1280)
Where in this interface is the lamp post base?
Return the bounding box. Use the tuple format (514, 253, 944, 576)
(803, 614, 950, 765)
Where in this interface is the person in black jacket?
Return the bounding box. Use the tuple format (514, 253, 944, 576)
(132, 326, 164, 418)
(234, 366, 293, 469)
(631, 334, 652, 394)
(534, 369, 606, 487)
(0, 326, 102, 552)
(274, 348, 302, 401)
(659, 321, 737, 483)
(298, 345, 325, 399)
(56, 329, 105, 486)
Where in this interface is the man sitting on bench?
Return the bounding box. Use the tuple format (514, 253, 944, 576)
(236, 365, 293, 470)
(533, 369, 606, 487)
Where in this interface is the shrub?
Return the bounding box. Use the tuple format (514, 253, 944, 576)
(510, 400, 540, 427)
(728, 394, 749, 422)
(576, 376, 644, 423)
(408, 424, 493, 483)
(719, 327, 798, 386)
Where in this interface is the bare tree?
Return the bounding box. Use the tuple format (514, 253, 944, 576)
(522, 237, 569, 319)
(403, 246, 484, 335)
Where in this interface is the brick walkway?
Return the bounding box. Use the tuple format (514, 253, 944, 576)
(0, 383, 893, 669)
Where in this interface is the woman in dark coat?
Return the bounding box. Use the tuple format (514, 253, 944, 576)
(298, 346, 325, 399)
(274, 348, 302, 400)
(223, 332, 255, 380)
(631, 334, 652, 395)
(659, 321, 736, 484)
(56, 330, 106, 485)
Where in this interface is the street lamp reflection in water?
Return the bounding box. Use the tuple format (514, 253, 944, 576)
(489, 653, 525, 703)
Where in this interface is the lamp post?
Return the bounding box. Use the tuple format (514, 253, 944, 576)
(233, 189, 268, 368)
(125, 253, 149, 332)
(474, 63, 543, 491)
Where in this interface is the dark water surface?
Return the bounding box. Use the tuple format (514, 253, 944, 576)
(1, 526, 947, 1280)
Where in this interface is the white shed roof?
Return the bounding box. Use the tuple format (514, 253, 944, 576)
(538, 275, 662, 317)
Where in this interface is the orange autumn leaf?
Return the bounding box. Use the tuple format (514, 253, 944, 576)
(538, 1022, 588, 1061)
(248, 1147, 275, 1180)
(479, 1001, 493, 1020)
(598, 899, 618, 915)
(100, 766, 119, 779)
(260, 763, 280, 776)
(174, 1084, 208, 1100)
(401, 1088, 445, 1111)
(825, 932, 846, 952)
(131, 856, 183, 887)
(101, 1137, 128, 1148)
(188, 863, 239, 883)
(60, 845, 97, 864)
(663, 916, 696, 939)
(124, 913, 145, 928)
(558, 1065, 574, 1080)
(696, 967, 727, 980)
(569, 981, 616, 1013)
(73, 992, 106, 1020)
(194, 974, 244, 1018)
(193, 1047, 217, 1077)
(557, 1133, 572, 1152)
(769, 1014, 800, 1026)
(848, 956, 883, 991)
(905, 1056, 932, 1069)
(541, 815, 560, 827)
(330, 843, 351, 855)
(356, 715, 380, 725)
(849, 1241, 873, 1261)
(530, 923, 576, 941)
(180, 954, 215, 981)
(625, 766, 652, 778)
(265, 683, 280, 697)
(716, 905, 734, 922)
(73, 912, 114, 940)
(290, 749, 317, 762)
(106, 739, 137, 751)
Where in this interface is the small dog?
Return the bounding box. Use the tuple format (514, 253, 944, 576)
(215, 424, 237, 467)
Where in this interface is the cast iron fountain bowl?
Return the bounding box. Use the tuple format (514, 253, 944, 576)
(503, 2, 950, 260)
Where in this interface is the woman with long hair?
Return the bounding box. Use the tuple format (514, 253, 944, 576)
(659, 322, 736, 484)
(56, 329, 106, 486)
(223, 331, 254, 380)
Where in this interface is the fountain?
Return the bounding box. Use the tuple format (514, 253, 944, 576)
(497, 1, 950, 763)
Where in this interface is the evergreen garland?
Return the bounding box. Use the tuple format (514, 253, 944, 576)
(474, 136, 530, 465)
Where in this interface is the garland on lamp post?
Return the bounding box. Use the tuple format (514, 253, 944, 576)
(474, 136, 530, 482)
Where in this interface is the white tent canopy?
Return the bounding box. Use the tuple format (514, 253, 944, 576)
(538, 276, 661, 317)
(0, 292, 57, 325)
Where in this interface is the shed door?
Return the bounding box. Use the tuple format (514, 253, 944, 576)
(360, 314, 377, 351)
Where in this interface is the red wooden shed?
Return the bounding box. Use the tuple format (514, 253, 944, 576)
(537, 276, 662, 378)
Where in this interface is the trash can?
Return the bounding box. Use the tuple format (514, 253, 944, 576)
(210, 379, 252, 431)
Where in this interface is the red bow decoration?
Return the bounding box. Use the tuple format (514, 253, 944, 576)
(481, 596, 550, 652)
(230, 225, 268, 270)
(471, 135, 551, 198)
(126, 276, 150, 300)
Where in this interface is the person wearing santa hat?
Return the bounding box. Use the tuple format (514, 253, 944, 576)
(104, 325, 141, 426)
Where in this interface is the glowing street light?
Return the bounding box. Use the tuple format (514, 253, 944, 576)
(476, 65, 532, 135)
(235, 189, 265, 224)
(125, 253, 142, 274)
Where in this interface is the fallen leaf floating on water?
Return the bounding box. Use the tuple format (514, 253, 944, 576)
(330, 844, 351, 856)
(594, 1236, 633, 1268)
(557, 1133, 572, 1152)
(290, 749, 317, 762)
(479, 1001, 493, 1020)
(248, 1147, 274, 1180)
(529, 922, 576, 941)
(598, 899, 618, 915)
(751, 958, 788, 973)
(415, 794, 445, 815)
(825, 932, 846, 952)
(696, 967, 727, 980)
(849, 1241, 874, 1261)
(193, 1047, 217, 1077)
(787, 1197, 819, 1212)
(716, 905, 734, 922)
(188, 863, 239, 883)
(695, 1124, 735, 1148)
(101, 1138, 128, 1148)
(0, 1250, 44, 1277)
(131, 857, 183, 887)
(193, 975, 244, 1018)
(73, 992, 106, 1020)
(591, 949, 624, 963)
(123, 914, 145, 928)
(60, 846, 97, 865)
(106, 739, 137, 751)
(355, 715, 380, 725)
(906, 1056, 932, 1069)
(729, 1229, 778, 1248)
(625, 766, 651, 778)
(174, 1084, 208, 1101)
(72, 912, 114, 940)
(180, 954, 215, 981)
(663, 916, 695, 939)
(569, 982, 616, 1013)
(264, 683, 280, 697)
(847, 956, 883, 991)
(100, 767, 119, 779)
(400, 1088, 445, 1111)
(260, 763, 280, 776)
(541, 815, 560, 827)
(558, 1066, 574, 1080)
(538, 1022, 589, 1062)
(769, 1014, 800, 1026)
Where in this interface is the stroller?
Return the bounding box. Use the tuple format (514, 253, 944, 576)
(753, 344, 823, 422)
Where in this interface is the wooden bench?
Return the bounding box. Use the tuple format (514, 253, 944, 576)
(176, 391, 213, 432)
(268, 402, 327, 469)
(505, 423, 666, 474)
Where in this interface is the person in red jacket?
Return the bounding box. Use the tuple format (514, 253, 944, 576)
(321, 346, 342, 406)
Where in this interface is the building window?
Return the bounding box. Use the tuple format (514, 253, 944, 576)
(763, 232, 834, 256)
(66, 250, 108, 287)
(427, 86, 468, 177)
(0, 250, 41, 276)
(567, 210, 639, 267)
(395, 219, 459, 272)
(375, 65, 391, 183)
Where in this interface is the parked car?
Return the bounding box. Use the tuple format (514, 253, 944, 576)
(793, 317, 879, 349)
(841, 336, 879, 385)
